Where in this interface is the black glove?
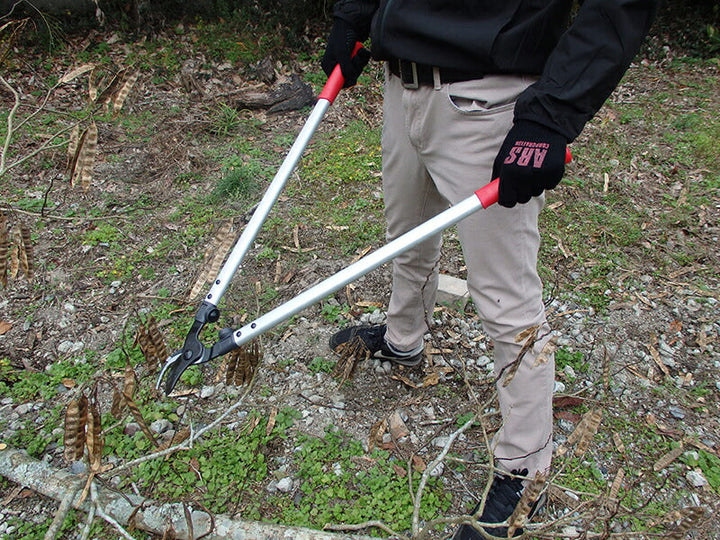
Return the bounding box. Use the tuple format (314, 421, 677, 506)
(493, 121, 568, 208)
(321, 18, 371, 88)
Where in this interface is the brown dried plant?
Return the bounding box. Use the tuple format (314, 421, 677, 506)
(63, 395, 88, 464)
(123, 392, 158, 448)
(0, 215, 34, 286)
(225, 341, 261, 387)
(187, 220, 235, 300)
(557, 407, 604, 458)
(1, 60, 140, 189)
(86, 400, 104, 472)
(19, 223, 33, 280)
(113, 70, 140, 115)
(332, 335, 368, 382)
(502, 324, 540, 387)
(507, 472, 547, 537)
(135, 316, 168, 374)
(0, 212, 8, 287)
(606, 468, 625, 511)
(69, 120, 98, 190)
(666, 506, 706, 539)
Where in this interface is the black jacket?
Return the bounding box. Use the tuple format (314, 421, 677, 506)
(332, 0, 659, 141)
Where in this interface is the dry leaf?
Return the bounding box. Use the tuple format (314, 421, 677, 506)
(266, 407, 278, 436)
(0, 213, 8, 287)
(86, 402, 103, 471)
(59, 64, 95, 84)
(613, 432, 625, 453)
(654, 445, 684, 472)
(0, 320, 11, 335)
(665, 507, 705, 539)
(574, 408, 603, 457)
(135, 316, 167, 373)
(507, 472, 546, 537)
(94, 67, 128, 105)
(110, 389, 124, 419)
(113, 70, 139, 114)
(647, 344, 670, 377)
(243, 415, 261, 436)
(368, 419, 386, 452)
(388, 410, 409, 440)
(607, 468, 625, 510)
(187, 220, 234, 300)
(391, 374, 418, 389)
(124, 393, 157, 448)
(19, 223, 33, 281)
(157, 427, 191, 451)
(70, 122, 98, 190)
(226, 341, 261, 387)
(63, 395, 88, 464)
(64, 124, 78, 159)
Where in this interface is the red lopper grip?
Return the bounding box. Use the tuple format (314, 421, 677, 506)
(475, 148, 573, 208)
(318, 42, 364, 104)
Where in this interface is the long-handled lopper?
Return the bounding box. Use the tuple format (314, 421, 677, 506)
(156, 49, 572, 395)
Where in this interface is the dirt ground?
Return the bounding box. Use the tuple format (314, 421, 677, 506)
(1, 25, 719, 540)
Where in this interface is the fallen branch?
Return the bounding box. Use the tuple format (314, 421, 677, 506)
(0, 445, 378, 540)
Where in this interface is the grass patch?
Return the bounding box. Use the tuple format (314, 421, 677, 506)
(279, 427, 451, 533)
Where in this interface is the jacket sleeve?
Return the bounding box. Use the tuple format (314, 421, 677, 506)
(332, 0, 379, 41)
(514, 0, 660, 142)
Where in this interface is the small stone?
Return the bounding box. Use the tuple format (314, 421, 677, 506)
(70, 461, 87, 474)
(58, 340, 84, 354)
(669, 406, 686, 420)
(124, 422, 141, 437)
(433, 436, 451, 448)
(367, 309, 386, 325)
(276, 477, 294, 492)
(477, 355, 491, 367)
(686, 470, 708, 488)
(389, 410, 410, 440)
(200, 385, 215, 399)
(14, 403, 33, 415)
(150, 419, 172, 434)
(429, 462, 444, 477)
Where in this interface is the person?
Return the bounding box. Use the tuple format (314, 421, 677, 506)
(321, 1, 659, 537)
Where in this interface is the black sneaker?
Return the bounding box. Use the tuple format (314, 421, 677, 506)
(452, 469, 542, 539)
(328, 324, 423, 367)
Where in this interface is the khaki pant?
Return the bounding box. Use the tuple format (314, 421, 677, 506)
(381, 68, 554, 476)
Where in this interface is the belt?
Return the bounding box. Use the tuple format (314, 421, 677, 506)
(389, 59, 483, 89)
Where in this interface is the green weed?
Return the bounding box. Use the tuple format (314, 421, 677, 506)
(210, 158, 266, 203)
(556, 348, 589, 379)
(126, 410, 298, 513)
(320, 301, 350, 324)
(307, 356, 336, 374)
(682, 449, 720, 493)
(280, 427, 450, 534)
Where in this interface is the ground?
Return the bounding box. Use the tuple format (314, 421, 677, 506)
(0, 21, 719, 540)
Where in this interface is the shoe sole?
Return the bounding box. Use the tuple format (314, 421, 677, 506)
(372, 350, 423, 367)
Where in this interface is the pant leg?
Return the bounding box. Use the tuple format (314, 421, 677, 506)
(381, 69, 449, 351)
(387, 74, 555, 476)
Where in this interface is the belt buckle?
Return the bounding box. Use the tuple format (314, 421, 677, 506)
(399, 60, 419, 89)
